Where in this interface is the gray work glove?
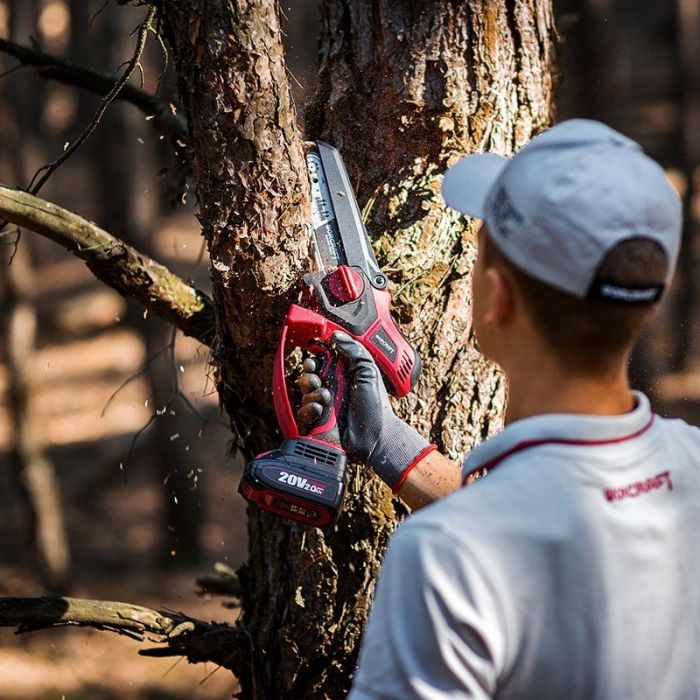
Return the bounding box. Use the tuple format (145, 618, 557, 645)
(297, 331, 434, 492)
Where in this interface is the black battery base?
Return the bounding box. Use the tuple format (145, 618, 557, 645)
(239, 438, 347, 527)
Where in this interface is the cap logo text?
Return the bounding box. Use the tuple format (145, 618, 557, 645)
(487, 186, 524, 240)
(588, 280, 665, 304)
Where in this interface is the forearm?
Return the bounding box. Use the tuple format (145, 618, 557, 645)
(394, 450, 461, 510)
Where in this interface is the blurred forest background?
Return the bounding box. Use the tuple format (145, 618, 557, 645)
(0, 0, 697, 697)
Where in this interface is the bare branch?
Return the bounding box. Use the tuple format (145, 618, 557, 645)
(27, 5, 158, 196)
(0, 596, 245, 671)
(0, 38, 186, 139)
(0, 186, 215, 346)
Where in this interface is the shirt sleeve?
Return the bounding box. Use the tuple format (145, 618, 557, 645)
(348, 522, 506, 700)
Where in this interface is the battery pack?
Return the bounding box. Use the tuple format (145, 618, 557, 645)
(239, 438, 347, 527)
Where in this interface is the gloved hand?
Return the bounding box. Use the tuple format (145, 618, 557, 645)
(297, 331, 435, 492)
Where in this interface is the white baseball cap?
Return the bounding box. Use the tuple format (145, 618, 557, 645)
(441, 119, 682, 303)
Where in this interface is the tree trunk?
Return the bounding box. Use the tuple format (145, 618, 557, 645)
(89, 0, 204, 566)
(670, 0, 700, 371)
(0, 240, 71, 591)
(2, 0, 71, 591)
(161, 1, 556, 697)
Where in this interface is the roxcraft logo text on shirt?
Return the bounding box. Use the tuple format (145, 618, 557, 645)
(604, 470, 672, 502)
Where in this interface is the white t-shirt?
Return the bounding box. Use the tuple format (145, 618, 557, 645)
(349, 393, 700, 699)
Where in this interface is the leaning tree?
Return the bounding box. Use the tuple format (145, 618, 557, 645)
(0, 1, 556, 697)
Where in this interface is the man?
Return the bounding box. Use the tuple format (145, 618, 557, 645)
(298, 120, 699, 699)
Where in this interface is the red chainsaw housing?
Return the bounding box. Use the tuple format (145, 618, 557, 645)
(240, 265, 420, 528)
(273, 266, 421, 439)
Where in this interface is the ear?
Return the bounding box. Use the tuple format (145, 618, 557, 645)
(482, 266, 516, 327)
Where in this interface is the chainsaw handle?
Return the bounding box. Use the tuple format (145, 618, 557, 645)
(273, 322, 300, 438)
(306, 342, 345, 444)
(272, 296, 421, 440)
(272, 306, 344, 440)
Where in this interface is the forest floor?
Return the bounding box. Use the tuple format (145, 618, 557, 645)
(0, 214, 246, 699)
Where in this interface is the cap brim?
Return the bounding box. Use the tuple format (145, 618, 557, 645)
(441, 152, 509, 218)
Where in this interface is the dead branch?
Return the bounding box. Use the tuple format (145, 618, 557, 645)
(0, 596, 244, 670)
(0, 186, 215, 346)
(0, 38, 186, 139)
(26, 5, 158, 196)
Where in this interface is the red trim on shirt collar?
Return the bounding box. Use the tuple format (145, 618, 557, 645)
(462, 413, 656, 486)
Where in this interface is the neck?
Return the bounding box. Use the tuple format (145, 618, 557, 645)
(504, 357, 635, 425)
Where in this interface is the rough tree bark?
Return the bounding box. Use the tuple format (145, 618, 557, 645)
(160, 1, 556, 698)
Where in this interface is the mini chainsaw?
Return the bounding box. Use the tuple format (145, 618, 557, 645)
(238, 142, 422, 527)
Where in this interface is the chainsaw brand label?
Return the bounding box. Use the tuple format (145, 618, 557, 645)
(260, 465, 336, 503)
(370, 327, 397, 360)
